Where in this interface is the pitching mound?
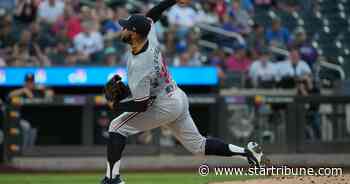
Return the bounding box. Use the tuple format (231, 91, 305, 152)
(210, 174, 349, 184)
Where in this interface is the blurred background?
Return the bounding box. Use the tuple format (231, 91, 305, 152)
(0, 0, 350, 172)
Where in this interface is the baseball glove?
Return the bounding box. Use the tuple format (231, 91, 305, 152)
(104, 74, 130, 103)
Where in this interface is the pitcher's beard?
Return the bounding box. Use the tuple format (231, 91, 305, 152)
(121, 35, 132, 44)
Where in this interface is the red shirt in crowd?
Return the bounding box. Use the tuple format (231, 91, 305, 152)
(52, 16, 83, 40)
(226, 55, 252, 72)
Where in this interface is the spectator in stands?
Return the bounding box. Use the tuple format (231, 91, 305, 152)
(265, 17, 290, 48)
(209, 48, 227, 82)
(79, 6, 95, 23)
(52, 4, 83, 40)
(173, 52, 191, 66)
(103, 47, 120, 66)
(221, 14, 241, 33)
(12, 29, 51, 66)
(214, 0, 227, 19)
(228, 0, 252, 34)
(278, 43, 320, 141)
(73, 20, 104, 62)
(249, 48, 277, 88)
(226, 44, 252, 72)
(64, 0, 80, 11)
(103, 7, 128, 34)
(247, 23, 267, 57)
(11, 30, 34, 66)
(14, 0, 39, 24)
(163, 29, 177, 61)
(197, 1, 219, 24)
(173, 45, 202, 66)
(8, 73, 54, 99)
(277, 46, 312, 95)
(168, 3, 198, 27)
(64, 47, 78, 66)
(38, 0, 65, 24)
(93, 0, 110, 21)
(186, 44, 202, 66)
(31, 21, 55, 51)
(168, 3, 198, 38)
(0, 14, 16, 65)
(292, 28, 318, 70)
(48, 38, 71, 65)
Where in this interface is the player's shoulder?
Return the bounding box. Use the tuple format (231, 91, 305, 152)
(131, 49, 154, 69)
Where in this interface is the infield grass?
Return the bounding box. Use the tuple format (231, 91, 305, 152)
(0, 172, 258, 184)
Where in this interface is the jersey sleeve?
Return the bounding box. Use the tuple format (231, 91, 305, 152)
(148, 21, 159, 45)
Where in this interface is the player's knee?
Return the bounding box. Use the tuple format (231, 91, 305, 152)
(189, 147, 205, 156)
(115, 129, 129, 137)
(108, 118, 122, 132)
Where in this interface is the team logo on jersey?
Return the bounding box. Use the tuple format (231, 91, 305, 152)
(68, 69, 87, 84)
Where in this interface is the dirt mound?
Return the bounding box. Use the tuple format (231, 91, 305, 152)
(210, 174, 349, 184)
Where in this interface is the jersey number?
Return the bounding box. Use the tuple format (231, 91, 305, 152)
(159, 58, 170, 84)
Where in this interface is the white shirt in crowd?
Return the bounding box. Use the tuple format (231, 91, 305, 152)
(38, 0, 65, 23)
(74, 32, 104, 55)
(196, 11, 218, 24)
(167, 5, 198, 27)
(249, 60, 277, 82)
(276, 60, 311, 80)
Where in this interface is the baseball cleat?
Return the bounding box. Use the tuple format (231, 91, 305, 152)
(245, 142, 264, 167)
(100, 175, 125, 184)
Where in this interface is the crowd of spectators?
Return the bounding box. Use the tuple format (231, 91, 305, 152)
(0, 0, 319, 88)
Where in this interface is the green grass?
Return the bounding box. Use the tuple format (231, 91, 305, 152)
(0, 172, 257, 184)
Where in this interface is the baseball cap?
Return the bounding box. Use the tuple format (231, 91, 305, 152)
(119, 15, 152, 37)
(24, 73, 35, 82)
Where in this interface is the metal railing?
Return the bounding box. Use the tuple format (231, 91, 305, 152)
(196, 24, 246, 45)
(197, 23, 347, 81)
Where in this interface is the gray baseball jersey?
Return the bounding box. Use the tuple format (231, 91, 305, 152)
(126, 24, 176, 101)
(109, 23, 206, 155)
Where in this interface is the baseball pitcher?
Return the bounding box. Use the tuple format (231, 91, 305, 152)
(101, 0, 264, 183)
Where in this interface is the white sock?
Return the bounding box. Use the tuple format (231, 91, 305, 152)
(228, 144, 245, 154)
(106, 160, 121, 179)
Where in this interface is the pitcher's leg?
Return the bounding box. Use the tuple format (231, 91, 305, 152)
(166, 113, 206, 155)
(105, 107, 178, 182)
(105, 112, 137, 180)
(167, 112, 263, 165)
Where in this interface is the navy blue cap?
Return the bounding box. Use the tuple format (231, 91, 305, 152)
(119, 15, 152, 37)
